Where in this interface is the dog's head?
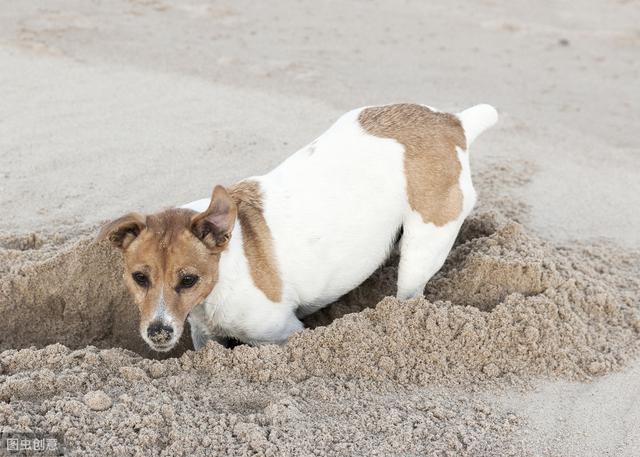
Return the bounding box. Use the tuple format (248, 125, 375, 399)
(97, 186, 236, 352)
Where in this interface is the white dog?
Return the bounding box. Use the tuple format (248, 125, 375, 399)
(98, 103, 497, 352)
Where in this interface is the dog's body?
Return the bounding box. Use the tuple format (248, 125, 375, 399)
(182, 103, 497, 348)
(99, 103, 497, 352)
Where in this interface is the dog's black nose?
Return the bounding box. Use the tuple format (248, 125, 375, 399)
(147, 321, 174, 344)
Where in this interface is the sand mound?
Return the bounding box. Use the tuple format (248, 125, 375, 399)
(1, 211, 639, 454)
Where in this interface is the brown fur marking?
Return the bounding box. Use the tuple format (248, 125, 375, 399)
(359, 104, 467, 226)
(228, 180, 283, 303)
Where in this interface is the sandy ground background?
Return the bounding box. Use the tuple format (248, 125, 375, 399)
(0, 0, 639, 455)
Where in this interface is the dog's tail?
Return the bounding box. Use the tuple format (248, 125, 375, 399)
(457, 104, 498, 147)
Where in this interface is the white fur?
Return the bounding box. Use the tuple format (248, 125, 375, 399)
(458, 104, 498, 146)
(182, 104, 496, 348)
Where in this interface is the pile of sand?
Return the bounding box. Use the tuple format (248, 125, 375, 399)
(1, 207, 639, 454)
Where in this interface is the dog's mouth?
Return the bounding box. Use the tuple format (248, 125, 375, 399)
(147, 341, 176, 352)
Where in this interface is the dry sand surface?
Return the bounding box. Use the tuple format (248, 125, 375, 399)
(1, 0, 639, 455)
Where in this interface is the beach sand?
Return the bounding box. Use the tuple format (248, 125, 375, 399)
(0, 0, 639, 455)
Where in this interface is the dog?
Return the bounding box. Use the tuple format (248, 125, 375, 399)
(98, 103, 497, 352)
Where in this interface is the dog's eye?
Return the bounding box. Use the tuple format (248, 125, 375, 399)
(179, 275, 199, 289)
(132, 272, 149, 287)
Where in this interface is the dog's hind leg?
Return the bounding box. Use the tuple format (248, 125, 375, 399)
(396, 211, 463, 300)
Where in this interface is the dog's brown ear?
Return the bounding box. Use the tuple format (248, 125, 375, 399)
(191, 185, 237, 251)
(97, 213, 146, 250)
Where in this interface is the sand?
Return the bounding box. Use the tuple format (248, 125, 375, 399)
(1, 0, 639, 455)
(1, 208, 639, 455)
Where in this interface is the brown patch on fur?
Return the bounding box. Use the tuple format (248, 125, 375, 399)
(359, 104, 467, 226)
(228, 180, 283, 303)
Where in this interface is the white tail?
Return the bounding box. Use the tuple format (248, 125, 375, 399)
(457, 104, 498, 147)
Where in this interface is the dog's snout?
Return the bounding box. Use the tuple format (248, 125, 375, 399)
(147, 321, 174, 344)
